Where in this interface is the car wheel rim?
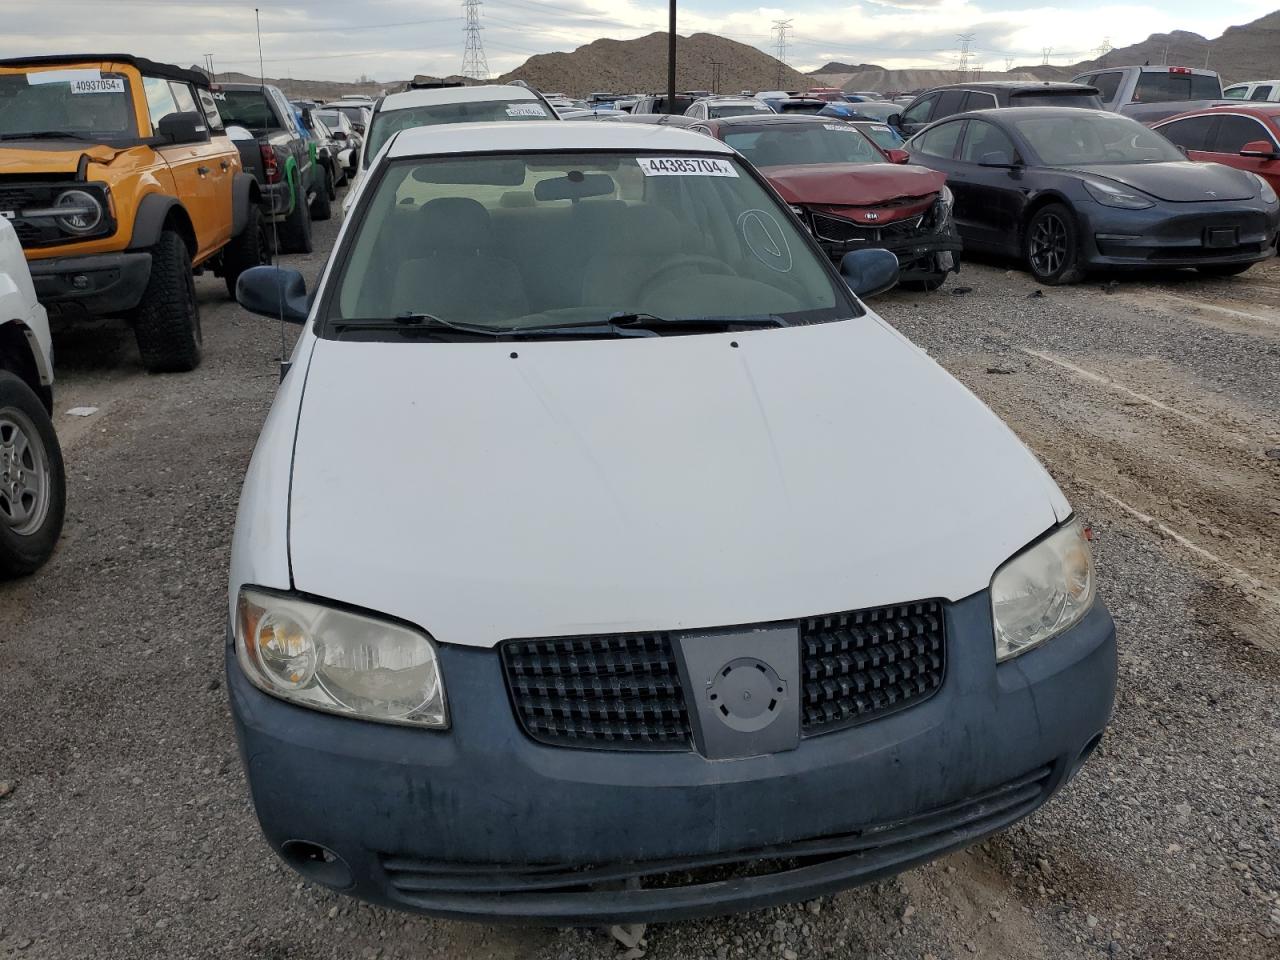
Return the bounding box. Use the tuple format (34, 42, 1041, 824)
(1031, 214, 1068, 276)
(0, 406, 51, 537)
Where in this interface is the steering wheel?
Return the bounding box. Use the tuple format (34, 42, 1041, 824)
(640, 255, 735, 290)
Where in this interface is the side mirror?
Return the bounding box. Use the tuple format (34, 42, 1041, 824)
(888, 113, 902, 127)
(840, 248, 900, 298)
(1175, 144, 1189, 158)
(157, 111, 208, 144)
(885, 148, 910, 165)
(979, 150, 1015, 167)
(236, 266, 309, 324)
(332, 129, 348, 141)
(1240, 139, 1279, 159)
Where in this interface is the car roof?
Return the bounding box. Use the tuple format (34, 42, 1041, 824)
(941, 106, 1114, 123)
(379, 84, 541, 112)
(387, 120, 736, 158)
(923, 81, 1095, 93)
(0, 53, 208, 87)
(1158, 103, 1280, 122)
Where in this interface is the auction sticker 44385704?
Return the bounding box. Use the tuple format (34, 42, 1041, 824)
(637, 157, 739, 177)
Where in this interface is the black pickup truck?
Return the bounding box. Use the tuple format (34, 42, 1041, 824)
(215, 82, 325, 253)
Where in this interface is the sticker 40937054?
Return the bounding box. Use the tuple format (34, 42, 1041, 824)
(71, 78, 125, 95)
(637, 156, 739, 177)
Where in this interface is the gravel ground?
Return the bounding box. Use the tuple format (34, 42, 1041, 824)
(1, 202, 1277, 960)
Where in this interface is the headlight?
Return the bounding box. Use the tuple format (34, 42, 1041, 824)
(1082, 178, 1154, 210)
(235, 588, 448, 728)
(53, 189, 104, 234)
(1252, 173, 1277, 204)
(990, 520, 1096, 662)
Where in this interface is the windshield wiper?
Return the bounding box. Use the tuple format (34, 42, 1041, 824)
(608, 312, 790, 331)
(331, 313, 513, 339)
(0, 131, 88, 141)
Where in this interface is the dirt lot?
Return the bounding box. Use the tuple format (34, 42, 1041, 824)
(1, 204, 1278, 960)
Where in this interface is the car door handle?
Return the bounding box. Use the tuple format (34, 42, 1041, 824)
(197, 165, 210, 176)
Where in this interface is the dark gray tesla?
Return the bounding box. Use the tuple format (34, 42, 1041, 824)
(904, 107, 1280, 283)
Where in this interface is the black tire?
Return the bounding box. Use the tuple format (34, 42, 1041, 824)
(134, 230, 202, 373)
(222, 205, 270, 299)
(1195, 262, 1253, 278)
(310, 167, 333, 221)
(900, 274, 947, 292)
(1024, 203, 1083, 285)
(326, 162, 338, 198)
(0, 371, 66, 578)
(278, 179, 313, 254)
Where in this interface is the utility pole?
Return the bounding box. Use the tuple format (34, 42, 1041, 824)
(772, 19, 793, 89)
(1161, 44, 1169, 65)
(1203, 43, 1211, 69)
(709, 59, 723, 95)
(667, 0, 676, 113)
(461, 0, 490, 82)
(956, 33, 974, 81)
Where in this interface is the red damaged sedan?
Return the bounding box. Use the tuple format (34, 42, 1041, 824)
(692, 114, 962, 290)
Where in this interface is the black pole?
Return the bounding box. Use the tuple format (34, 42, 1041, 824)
(667, 0, 676, 113)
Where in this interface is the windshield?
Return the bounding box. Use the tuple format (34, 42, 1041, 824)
(328, 151, 848, 335)
(366, 99, 552, 159)
(1009, 92, 1101, 108)
(1133, 72, 1221, 103)
(315, 110, 344, 130)
(724, 123, 884, 167)
(0, 69, 137, 141)
(710, 103, 773, 118)
(218, 90, 279, 131)
(1013, 113, 1184, 165)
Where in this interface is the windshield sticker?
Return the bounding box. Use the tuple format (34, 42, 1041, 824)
(637, 156, 738, 177)
(27, 69, 102, 86)
(870, 124, 890, 131)
(70, 78, 125, 95)
(506, 103, 547, 117)
(737, 209, 793, 273)
(822, 123, 859, 133)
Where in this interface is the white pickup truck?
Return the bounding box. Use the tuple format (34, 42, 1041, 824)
(0, 216, 65, 576)
(1071, 64, 1229, 124)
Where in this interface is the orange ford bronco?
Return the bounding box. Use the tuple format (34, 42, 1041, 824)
(0, 54, 269, 371)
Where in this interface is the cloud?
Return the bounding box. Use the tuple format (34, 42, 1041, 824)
(0, 0, 1273, 82)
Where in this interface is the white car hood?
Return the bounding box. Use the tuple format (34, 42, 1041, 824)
(288, 317, 1067, 648)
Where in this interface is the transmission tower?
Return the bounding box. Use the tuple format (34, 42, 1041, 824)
(461, 0, 490, 82)
(709, 59, 724, 94)
(772, 19, 793, 88)
(1004, 56, 1014, 72)
(956, 34, 975, 80)
(1041, 46, 1053, 65)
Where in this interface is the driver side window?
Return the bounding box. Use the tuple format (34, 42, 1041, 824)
(959, 120, 1015, 163)
(902, 96, 935, 124)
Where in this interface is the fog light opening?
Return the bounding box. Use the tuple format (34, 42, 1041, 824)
(279, 840, 354, 889)
(1068, 732, 1105, 781)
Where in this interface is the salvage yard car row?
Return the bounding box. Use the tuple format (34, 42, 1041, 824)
(0, 49, 1276, 934)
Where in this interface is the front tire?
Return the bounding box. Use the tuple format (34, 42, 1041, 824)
(134, 230, 202, 373)
(1025, 203, 1083, 285)
(222, 206, 270, 299)
(900, 274, 947, 292)
(0, 371, 66, 577)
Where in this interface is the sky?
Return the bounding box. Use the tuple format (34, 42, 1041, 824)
(3, 0, 1275, 83)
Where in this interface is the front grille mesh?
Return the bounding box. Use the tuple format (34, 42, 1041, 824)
(502, 601, 946, 750)
(501, 633, 692, 749)
(800, 601, 945, 733)
(812, 212, 925, 246)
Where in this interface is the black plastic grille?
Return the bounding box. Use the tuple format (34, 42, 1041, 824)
(502, 633, 692, 749)
(800, 600, 945, 734)
(812, 212, 925, 246)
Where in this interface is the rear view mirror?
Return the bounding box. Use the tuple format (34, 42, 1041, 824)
(840, 248, 899, 298)
(885, 148, 910, 165)
(157, 111, 208, 145)
(1240, 139, 1279, 159)
(236, 266, 309, 324)
(979, 150, 1015, 167)
(887, 113, 902, 127)
(533, 172, 615, 201)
